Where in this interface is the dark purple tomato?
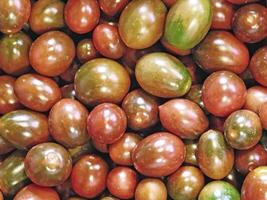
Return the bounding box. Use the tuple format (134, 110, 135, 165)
(93, 23, 126, 59)
(0, 151, 28, 196)
(193, 31, 249, 74)
(211, 0, 234, 30)
(14, 184, 60, 200)
(0, 32, 32, 75)
(109, 132, 142, 166)
(0, 0, 31, 34)
(68, 141, 94, 163)
(0, 135, 14, 155)
(159, 99, 209, 139)
(25, 143, 72, 187)
(132, 132, 185, 177)
(0, 76, 21, 114)
(0, 110, 49, 150)
(64, 0, 100, 34)
(60, 61, 80, 83)
(29, 31, 75, 77)
(122, 89, 159, 131)
(162, 0, 177, 7)
(167, 166, 205, 200)
(227, 0, 258, 4)
(259, 102, 267, 129)
(92, 139, 109, 153)
(209, 115, 226, 133)
(244, 86, 267, 113)
(185, 84, 206, 112)
(224, 110, 262, 150)
(61, 84, 76, 99)
(232, 4, 267, 43)
(135, 179, 167, 200)
(99, 0, 129, 17)
(71, 155, 108, 198)
(74, 58, 130, 106)
(241, 166, 267, 200)
(107, 167, 137, 199)
(76, 39, 98, 64)
(184, 140, 198, 166)
(14, 74, 62, 112)
(87, 103, 127, 144)
(197, 129, 234, 179)
(29, 0, 65, 34)
(224, 168, 240, 189)
(119, 0, 167, 49)
(235, 144, 267, 174)
(202, 71, 247, 117)
(249, 46, 267, 87)
(49, 98, 89, 148)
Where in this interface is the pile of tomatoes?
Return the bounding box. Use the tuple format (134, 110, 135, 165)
(0, 0, 266, 199)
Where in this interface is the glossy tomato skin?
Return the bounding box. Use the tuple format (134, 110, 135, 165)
(61, 84, 76, 99)
(71, 155, 108, 198)
(132, 132, 185, 177)
(241, 166, 267, 200)
(107, 167, 137, 199)
(74, 58, 130, 106)
(0, 110, 49, 150)
(99, 0, 129, 16)
(122, 89, 159, 131)
(224, 168, 241, 189)
(202, 71, 247, 117)
(184, 140, 198, 166)
(0, 135, 14, 155)
(0, 151, 28, 196)
(249, 46, 267, 87)
(235, 144, 267, 174)
(259, 102, 267, 129)
(197, 129, 234, 179)
(49, 98, 89, 148)
(232, 4, 267, 43)
(211, 0, 234, 30)
(224, 110, 262, 150)
(25, 143, 72, 187)
(60, 61, 80, 83)
(29, 0, 65, 34)
(162, 0, 177, 7)
(14, 184, 60, 200)
(0, 76, 21, 114)
(109, 132, 142, 166)
(163, 0, 212, 50)
(29, 31, 75, 77)
(0, 0, 31, 34)
(185, 84, 206, 112)
(159, 99, 209, 139)
(87, 103, 127, 144)
(68, 141, 94, 163)
(76, 39, 98, 64)
(119, 0, 167, 49)
(64, 0, 100, 34)
(199, 181, 240, 200)
(92, 139, 109, 153)
(209, 115, 226, 133)
(135, 178, 167, 200)
(244, 86, 267, 113)
(135, 52, 192, 98)
(193, 31, 249, 74)
(14, 74, 62, 112)
(0, 32, 32, 75)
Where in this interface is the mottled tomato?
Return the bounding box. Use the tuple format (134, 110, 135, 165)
(0, 32, 32, 75)
(29, 31, 75, 77)
(68, 141, 94, 163)
(87, 103, 127, 144)
(224, 168, 240, 189)
(64, 0, 100, 34)
(244, 86, 267, 113)
(232, 4, 267, 43)
(107, 167, 137, 199)
(49, 99, 89, 148)
(14, 74, 62, 112)
(92, 140, 109, 153)
(25, 143, 72, 187)
(0, 76, 21, 114)
(132, 132, 185, 177)
(193, 31, 249, 74)
(135, 178, 167, 200)
(0, 135, 14, 155)
(119, 0, 167, 49)
(184, 140, 198, 166)
(199, 181, 240, 200)
(76, 39, 98, 64)
(259, 102, 267, 129)
(162, 0, 177, 7)
(235, 144, 267, 174)
(122, 89, 159, 131)
(60, 61, 80, 83)
(202, 71, 247, 117)
(224, 110, 262, 150)
(71, 155, 108, 198)
(0, 110, 49, 150)
(135, 52, 192, 98)
(185, 84, 206, 111)
(159, 99, 209, 139)
(241, 166, 267, 200)
(197, 129, 234, 179)
(29, 0, 65, 34)
(209, 115, 226, 133)
(0, 0, 31, 34)
(99, 0, 129, 17)
(14, 184, 60, 200)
